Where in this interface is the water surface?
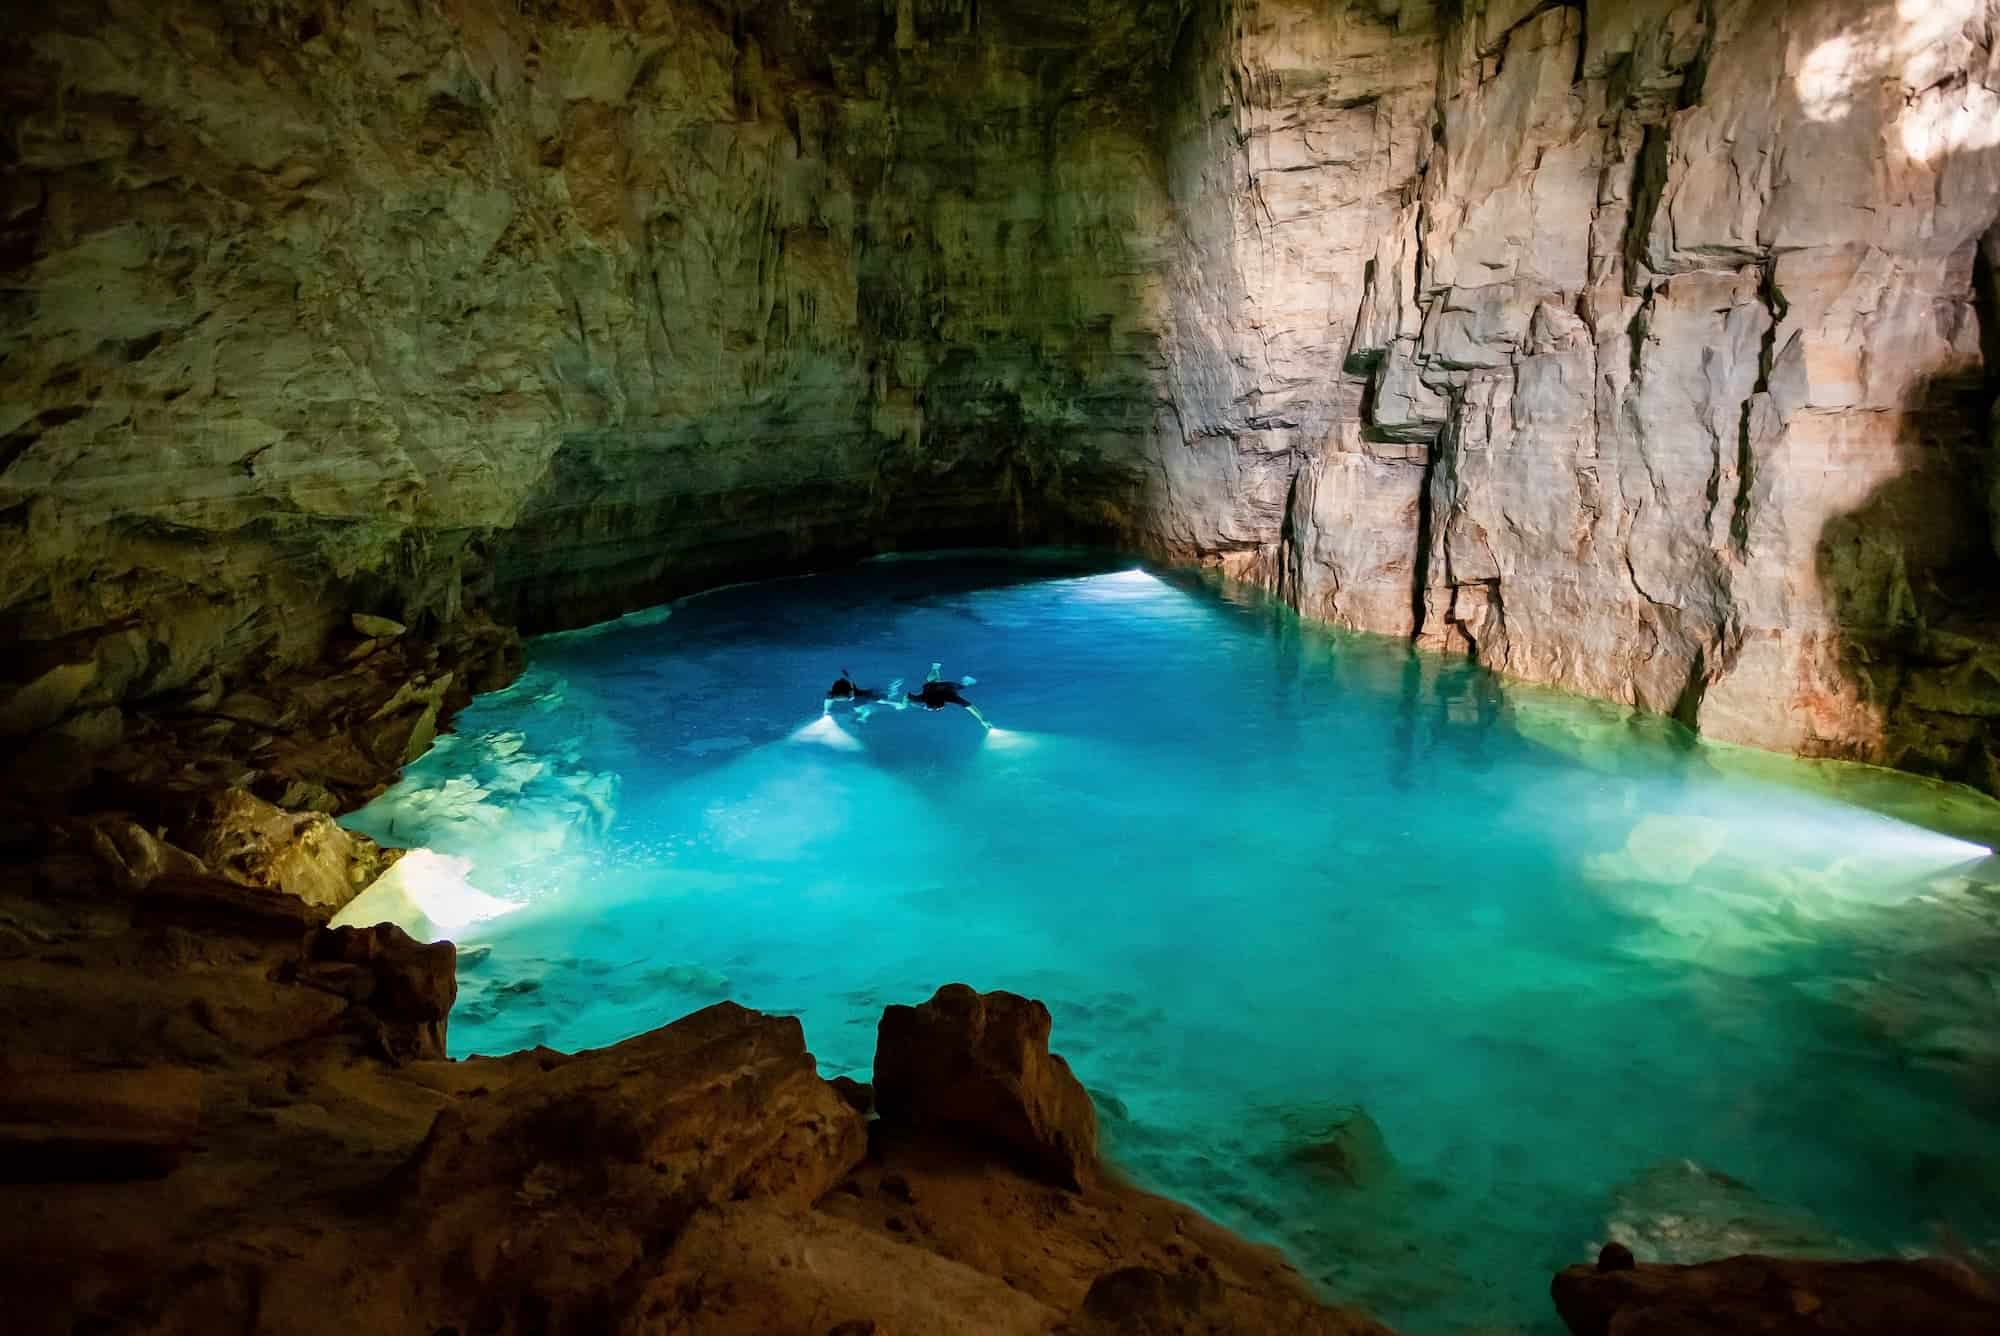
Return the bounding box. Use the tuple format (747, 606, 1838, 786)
(342, 553, 2000, 1334)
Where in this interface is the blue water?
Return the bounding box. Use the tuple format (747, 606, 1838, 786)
(343, 553, 2000, 1334)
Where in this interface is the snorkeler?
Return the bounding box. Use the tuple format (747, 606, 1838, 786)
(826, 669, 876, 705)
(907, 662, 990, 729)
(825, 669, 904, 719)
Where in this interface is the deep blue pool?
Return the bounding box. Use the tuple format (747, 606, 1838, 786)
(341, 552, 2000, 1334)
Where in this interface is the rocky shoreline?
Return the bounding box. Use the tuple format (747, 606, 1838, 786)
(3, 612, 1997, 1333)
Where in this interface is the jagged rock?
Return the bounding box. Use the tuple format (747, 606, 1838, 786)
(821, 1141, 1398, 1336)
(1551, 1253, 2000, 1336)
(305, 922, 457, 1060)
(361, 672, 454, 768)
(617, 1200, 1063, 1335)
(134, 872, 333, 938)
(831, 1075, 876, 1116)
(174, 788, 389, 911)
(350, 613, 407, 640)
(2, 0, 1996, 792)
(1283, 1105, 1393, 1190)
(874, 984, 1099, 1189)
(1600, 1160, 1849, 1265)
(409, 1000, 865, 1221)
(81, 817, 205, 892)
(212, 690, 290, 730)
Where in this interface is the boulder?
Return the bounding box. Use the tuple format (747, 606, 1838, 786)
(1283, 1105, 1393, 1190)
(1600, 1160, 1847, 1265)
(175, 787, 389, 911)
(306, 922, 457, 1059)
(1551, 1253, 2000, 1336)
(874, 984, 1098, 1189)
(409, 1001, 864, 1224)
(360, 671, 454, 767)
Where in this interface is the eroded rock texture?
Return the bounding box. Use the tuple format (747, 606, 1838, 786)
(0, 886, 1391, 1336)
(1551, 1250, 2000, 1335)
(1, 0, 1179, 650)
(4, 0, 1998, 784)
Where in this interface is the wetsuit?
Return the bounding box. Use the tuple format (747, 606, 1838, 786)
(906, 663, 990, 728)
(827, 674, 880, 704)
(907, 679, 970, 710)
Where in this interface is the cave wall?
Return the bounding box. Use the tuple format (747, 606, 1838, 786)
(1154, 0, 2000, 786)
(1, 0, 1180, 704)
(4, 0, 1998, 786)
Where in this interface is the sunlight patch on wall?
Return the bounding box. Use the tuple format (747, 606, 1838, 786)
(1796, 0, 2000, 163)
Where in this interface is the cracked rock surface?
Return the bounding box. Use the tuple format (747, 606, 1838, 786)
(4, 0, 1998, 786)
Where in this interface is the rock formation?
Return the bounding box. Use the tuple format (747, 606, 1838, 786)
(1552, 1246, 2000, 1335)
(0, 880, 1394, 1336)
(874, 982, 1101, 1189)
(4, 2, 2000, 1331)
(4, 0, 1997, 786)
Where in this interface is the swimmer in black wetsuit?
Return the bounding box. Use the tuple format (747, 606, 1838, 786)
(825, 669, 903, 719)
(826, 669, 877, 705)
(906, 661, 990, 729)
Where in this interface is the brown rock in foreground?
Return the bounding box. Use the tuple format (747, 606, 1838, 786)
(410, 1002, 865, 1217)
(302, 922, 458, 1061)
(1551, 1252, 2000, 1335)
(875, 983, 1101, 1189)
(0, 864, 1390, 1336)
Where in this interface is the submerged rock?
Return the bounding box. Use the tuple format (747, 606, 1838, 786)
(1551, 1254, 2000, 1336)
(875, 984, 1100, 1189)
(1600, 1160, 1850, 1265)
(1280, 1105, 1394, 1191)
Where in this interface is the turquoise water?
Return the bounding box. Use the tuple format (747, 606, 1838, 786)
(342, 553, 2000, 1334)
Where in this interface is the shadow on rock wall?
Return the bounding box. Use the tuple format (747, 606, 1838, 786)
(1816, 362, 2000, 791)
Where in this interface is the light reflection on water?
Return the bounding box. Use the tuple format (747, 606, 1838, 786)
(342, 552, 2000, 1335)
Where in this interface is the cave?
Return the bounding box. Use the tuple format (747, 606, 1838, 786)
(4, 2, 2000, 1334)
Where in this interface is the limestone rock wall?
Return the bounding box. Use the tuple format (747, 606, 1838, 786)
(1155, 0, 2000, 785)
(2, 0, 1179, 666)
(4, 0, 1998, 786)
